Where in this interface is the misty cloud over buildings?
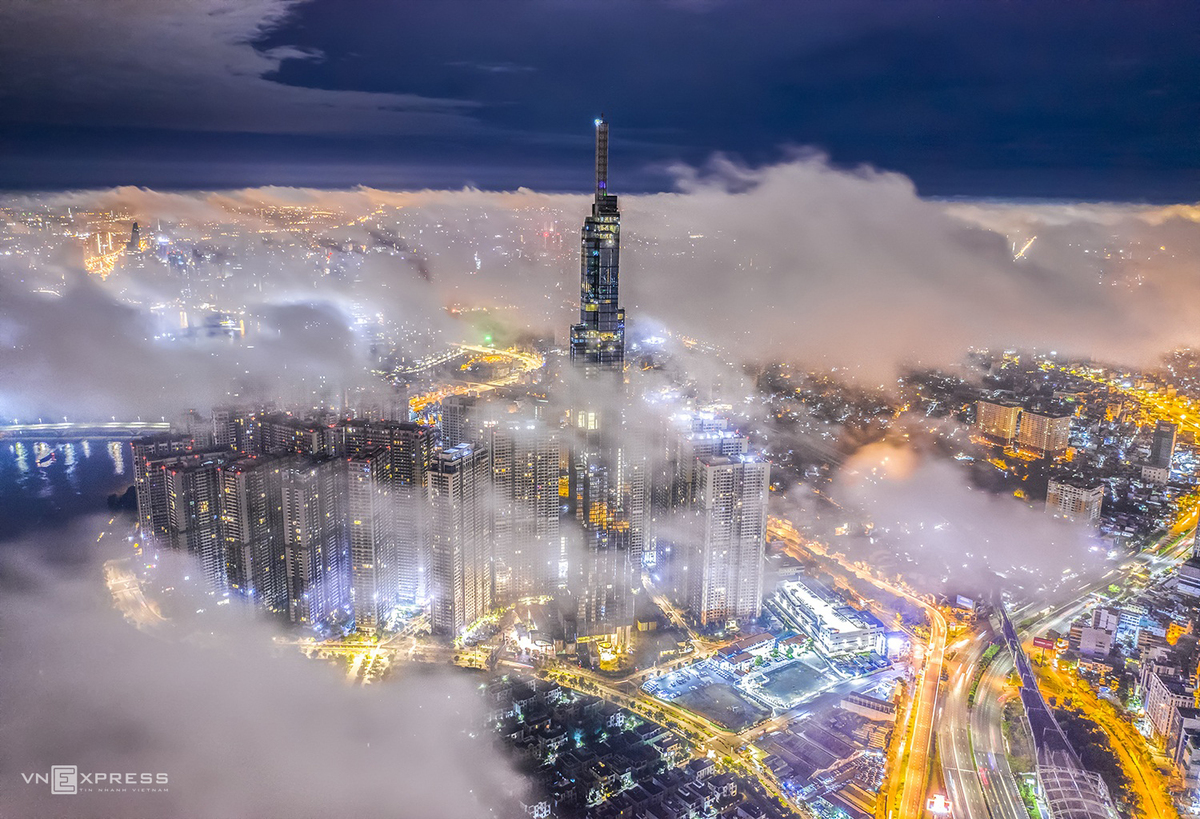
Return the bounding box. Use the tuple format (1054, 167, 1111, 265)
(828, 442, 1108, 598)
(0, 521, 523, 819)
(0, 275, 377, 420)
(4, 153, 1200, 421)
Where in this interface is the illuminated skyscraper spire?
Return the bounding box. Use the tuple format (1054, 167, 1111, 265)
(595, 116, 609, 198)
(570, 117, 625, 376)
(565, 119, 642, 640)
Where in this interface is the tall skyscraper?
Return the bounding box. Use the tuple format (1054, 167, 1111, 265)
(341, 420, 433, 605)
(975, 399, 1021, 443)
(664, 412, 750, 511)
(346, 447, 394, 634)
(564, 118, 643, 641)
(211, 407, 263, 456)
(428, 443, 492, 636)
(1150, 420, 1177, 469)
(136, 420, 357, 629)
(440, 394, 479, 449)
(387, 423, 433, 605)
(219, 456, 287, 612)
(569, 117, 625, 377)
(259, 413, 336, 457)
(131, 433, 196, 545)
(281, 457, 348, 629)
(163, 451, 231, 590)
(1016, 407, 1073, 457)
(1046, 477, 1105, 525)
(688, 454, 769, 627)
(486, 418, 562, 604)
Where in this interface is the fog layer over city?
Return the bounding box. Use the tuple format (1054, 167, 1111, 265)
(4, 154, 1200, 420)
(831, 441, 1107, 597)
(0, 520, 523, 819)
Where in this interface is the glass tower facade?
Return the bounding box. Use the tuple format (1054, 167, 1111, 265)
(570, 118, 626, 377)
(566, 119, 643, 642)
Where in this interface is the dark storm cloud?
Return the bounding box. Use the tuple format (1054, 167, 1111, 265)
(0, 0, 475, 135)
(0, 1, 1198, 197)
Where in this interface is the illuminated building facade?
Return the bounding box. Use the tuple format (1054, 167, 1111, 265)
(342, 420, 433, 605)
(429, 443, 492, 635)
(281, 457, 348, 628)
(569, 117, 625, 376)
(565, 119, 643, 641)
(346, 447, 394, 634)
(665, 413, 750, 511)
(131, 433, 196, 545)
(440, 394, 479, 449)
(163, 452, 231, 590)
(219, 456, 287, 611)
(259, 413, 337, 457)
(1046, 477, 1104, 525)
(485, 418, 562, 604)
(1017, 408, 1073, 456)
(975, 399, 1022, 443)
(688, 454, 769, 626)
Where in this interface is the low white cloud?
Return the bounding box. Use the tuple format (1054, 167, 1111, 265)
(831, 442, 1108, 597)
(0, 522, 523, 818)
(4, 154, 1200, 420)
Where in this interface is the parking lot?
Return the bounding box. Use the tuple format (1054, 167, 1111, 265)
(644, 661, 771, 731)
(753, 656, 831, 707)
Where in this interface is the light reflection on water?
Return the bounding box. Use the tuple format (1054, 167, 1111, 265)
(1, 439, 132, 537)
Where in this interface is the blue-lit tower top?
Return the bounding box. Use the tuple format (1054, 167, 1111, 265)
(570, 116, 625, 377)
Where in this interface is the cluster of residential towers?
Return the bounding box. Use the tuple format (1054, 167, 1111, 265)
(131, 121, 769, 642)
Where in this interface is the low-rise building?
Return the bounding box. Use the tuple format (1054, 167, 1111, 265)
(1145, 672, 1194, 741)
(1046, 477, 1104, 525)
(773, 579, 885, 656)
(1078, 626, 1114, 658)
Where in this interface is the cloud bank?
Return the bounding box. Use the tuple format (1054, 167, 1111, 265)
(3, 153, 1200, 419)
(831, 442, 1108, 597)
(0, 522, 522, 819)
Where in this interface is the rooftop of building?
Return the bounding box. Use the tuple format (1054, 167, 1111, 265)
(779, 579, 880, 635)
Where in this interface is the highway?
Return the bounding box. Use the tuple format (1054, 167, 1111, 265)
(765, 516, 947, 819)
(937, 629, 1030, 819)
(943, 515, 1195, 819)
(408, 343, 544, 414)
(938, 633, 1000, 819)
(972, 651, 1028, 819)
(894, 602, 947, 819)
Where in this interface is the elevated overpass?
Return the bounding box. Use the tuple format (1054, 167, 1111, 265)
(997, 607, 1120, 819)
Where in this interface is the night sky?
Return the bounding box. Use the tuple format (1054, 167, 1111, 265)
(1, 0, 1197, 199)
